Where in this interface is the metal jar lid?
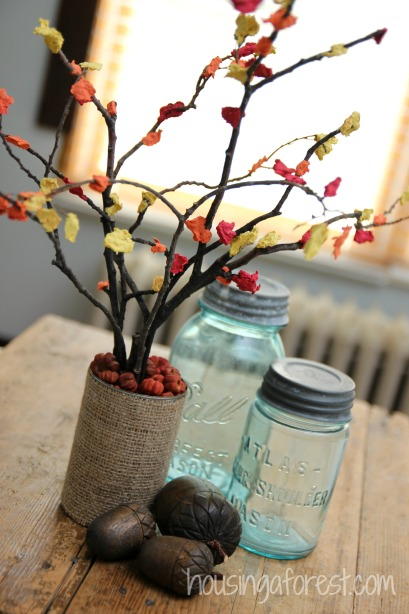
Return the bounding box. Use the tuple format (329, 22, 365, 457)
(200, 276, 289, 327)
(260, 357, 355, 423)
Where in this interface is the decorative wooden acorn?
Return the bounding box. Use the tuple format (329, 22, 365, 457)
(136, 535, 215, 596)
(152, 476, 242, 564)
(86, 503, 156, 561)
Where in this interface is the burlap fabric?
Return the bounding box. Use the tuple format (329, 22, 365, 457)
(61, 370, 185, 526)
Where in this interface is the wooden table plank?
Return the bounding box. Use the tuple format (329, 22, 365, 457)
(353, 407, 409, 613)
(0, 315, 408, 614)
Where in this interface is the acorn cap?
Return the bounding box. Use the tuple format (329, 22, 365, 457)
(200, 276, 289, 327)
(260, 357, 355, 423)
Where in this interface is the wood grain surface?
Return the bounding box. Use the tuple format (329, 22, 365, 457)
(0, 315, 407, 614)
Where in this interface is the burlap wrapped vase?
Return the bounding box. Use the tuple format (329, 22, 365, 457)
(61, 369, 185, 526)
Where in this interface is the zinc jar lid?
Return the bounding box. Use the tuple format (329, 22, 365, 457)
(200, 276, 290, 327)
(260, 357, 355, 423)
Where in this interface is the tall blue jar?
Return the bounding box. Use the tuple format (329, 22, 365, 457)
(168, 276, 289, 493)
(227, 357, 355, 559)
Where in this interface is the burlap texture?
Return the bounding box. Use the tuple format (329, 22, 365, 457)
(61, 370, 185, 526)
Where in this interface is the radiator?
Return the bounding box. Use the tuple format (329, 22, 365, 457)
(90, 254, 409, 414)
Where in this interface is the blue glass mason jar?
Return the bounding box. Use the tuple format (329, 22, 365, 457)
(227, 358, 355, 559)
(168, 277, 289, 493)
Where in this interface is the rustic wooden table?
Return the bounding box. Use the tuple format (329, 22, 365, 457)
(0, 315, 408, 614)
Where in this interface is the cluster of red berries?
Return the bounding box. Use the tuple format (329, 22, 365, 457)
(90, 353, 186, 398)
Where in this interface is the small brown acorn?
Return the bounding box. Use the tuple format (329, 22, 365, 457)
(136, 535, 215, 596)
(86, 503, 156, 561)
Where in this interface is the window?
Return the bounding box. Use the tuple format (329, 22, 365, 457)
(62, 0, 409, 263)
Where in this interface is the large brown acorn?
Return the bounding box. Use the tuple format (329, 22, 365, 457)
(152, 476, 242, 564)
(86, 503, 156, 560)
(136, 535, 215, 596)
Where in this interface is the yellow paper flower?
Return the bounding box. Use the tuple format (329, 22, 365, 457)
(106, 193, 122, 216)
(65, 212, 79, 243)
(40, 177, 60, 196)
(151, 276, 164, 292)
(24, 193, 47, 212)
(400, 191, 409, 205)
(235, 14, 259, 46)
(322, 44, 348, 57)
(79, 61, 103, 71)
(303, 223, 328, 260)
(229, 228, 258, 257)
(33, 18, 64, 54)
(340, 111, 360, 136)
(138, 191, 156, 213)
(36, 208, 62, 232)
(104, 228, 134, 253)
(226, 63, 248, 84)
(314, 133, 338, 161)
(358, 208, 373, 222)
(257, 231, 281, 249)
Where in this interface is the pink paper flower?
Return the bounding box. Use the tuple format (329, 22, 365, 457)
(170, 253, 188, 274)
(354, 229, 375, 244)
(324, 177, 342, 197)
(216, 220, 237, 245)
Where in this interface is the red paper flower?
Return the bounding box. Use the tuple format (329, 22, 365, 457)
(354, 229, 375, 244)
(170, 253, 188, 274)
(231, 0, 263, 12)
(221, 106, 242, 128)
(5, 135, 31, 149)
(151, 237, 167, 253)
(158, 101, 185, 122)
(324, 177, 342, 197)
(273, 159, 306, 185)
(89, 175, 111, 193)
(97, 281, 109, 291)
(373, 28, 387, 44)
(70, 78, 96, 105)
(231, 270, 260, 293)
(7, 201, 27, 221)
(185, 216, 212, 243)
(0, 88, 14, 115)
(63, 177, 87, 201)
(107, 101, 117, 116)
(233, 42, 257, 59)
(216, 220, 237, 245)
(142, 131, 162, 146)
(300, 229, 312, 245)
(244, 60, 272, 78)
(263, 8, 297, 30)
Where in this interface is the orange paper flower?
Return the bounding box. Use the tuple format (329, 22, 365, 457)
(263, 8, 297, 30)
(295, 160, 310, 176)
(185, 216, 212, 243)
(97, 281, 109, 291)
(0, 88, 14, 115)
(142, 131, 162, 146)
(202, 56, 222, 78)
(70, 78, 96, 105)
(151, 237, 167, 253)
(249, 156, 268, 174)
(332, 226, 351, 259)
(5, 135, 31, 149)
(69, 60, 82, 75)
(89, 175, 111, 193)
(373, 213, 387, 225)
(254, 36, 274, 56)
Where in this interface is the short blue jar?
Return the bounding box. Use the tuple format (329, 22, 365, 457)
(168, 277, 290, 493)
(227, 357, 355, 559)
